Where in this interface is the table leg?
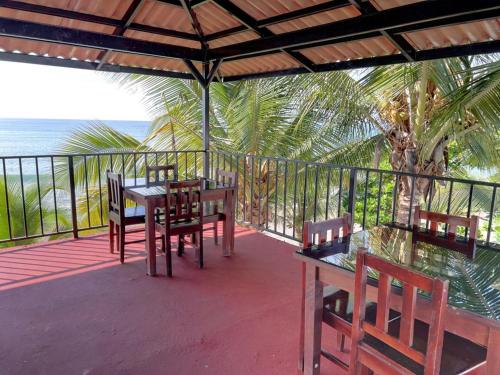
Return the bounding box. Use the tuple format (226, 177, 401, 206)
(485, 328, 500, 375)
(145, 200, 157, 276)
(303, 263, 323, 375)
(298, 262, 306, 372)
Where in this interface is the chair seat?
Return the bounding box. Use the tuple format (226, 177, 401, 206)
(155, 219, 202, 235)
(123, 206, 146, 222)
(363, 319, 487, 375)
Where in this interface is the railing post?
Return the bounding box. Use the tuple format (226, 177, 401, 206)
(68, 156, 79, 239)
(347, 168, 357, 222)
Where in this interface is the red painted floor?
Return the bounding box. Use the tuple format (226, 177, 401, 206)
(0, 225, 343, 374)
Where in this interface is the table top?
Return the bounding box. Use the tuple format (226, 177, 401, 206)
(296, 226, 500, 320)
(124, 179, 233, 199)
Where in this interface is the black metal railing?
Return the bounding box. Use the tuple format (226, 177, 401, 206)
(207, 150, 499, 247)
(0, 150, 498, 247)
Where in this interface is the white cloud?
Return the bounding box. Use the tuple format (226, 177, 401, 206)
(0, 61, 150, 121)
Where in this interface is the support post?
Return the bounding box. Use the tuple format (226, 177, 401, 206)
(202, 62, 210, 178)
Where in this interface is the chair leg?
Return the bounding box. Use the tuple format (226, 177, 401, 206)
(198, 230, 204, 269)
(165, 235, 172, 278)
(213, 223, 218, 245)
(178, 234, 184, 257)
(336, 332, 346, 353)
(119, 224, 125, 264)
(109, 220, 115, 253)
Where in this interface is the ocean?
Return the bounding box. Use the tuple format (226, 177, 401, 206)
(0, 118, 149, 156)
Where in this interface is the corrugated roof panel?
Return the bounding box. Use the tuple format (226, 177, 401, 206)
(0, 7, 115, 34)
(106, 51, 196, 73)
(267, 5, 360, 34)
(369, 0, 423, 11)
(124, 29, 200, 49)
(0, 36, 103, 61)
(133, 0, 194, 33)
(228, 0, 332, 21)
(220, 52, 301, 76)
(405, 19, 500, 50)
(208, 31, 260, 49)
(194, 2, 244, 34)
(298, 36, 398, 63)
(16, 0, 132, 19)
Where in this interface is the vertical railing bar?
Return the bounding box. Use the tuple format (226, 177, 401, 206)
(266, 158, 271, 230)
(274, 159, 279, 232)
(347, 169, 357, 224)
(362, 170, 369, 230)
(68, 156, 78, 238)
(185, 151, 188, 179)
(2, 158, 13, 239)
(292, 161, 298, 239)
(84, 156, 91, 228)
(391, 175, 399, 224)
(407, 176, 416, 229)
(486, 186, 496, 245)
(216, 152, 220, 174)
(97, 155, 104, 226)
(338, 168, 343, 217)
(110, 154, 114, 172)
(18, 158, 28, 237)
(313, 165, 319, 222)
(133, 153, 137, 185)
(444, 180, 454, 232)
(155, 152, 158, 166)
(242, 156, 247, 222)
(283, 161, 288, 235)
(121, 153, 125, 179)
(250, 156, 255, 225)
(325, 166, 331, 220)
(425, 178, 434, 229)
(302, 163, 309, 231)
(51, 156, 59, 232)
(35, 157, 44, 235)
(194, 152, 198, 177)
(375, 172, 383, 226)
(465, 184, 474, 238)
(235, 155, 240, 220)
(257, 158, 262, 227)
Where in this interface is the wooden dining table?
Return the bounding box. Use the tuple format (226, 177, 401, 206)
(124, 180, 236, 276)
(295, 225, 500, 375)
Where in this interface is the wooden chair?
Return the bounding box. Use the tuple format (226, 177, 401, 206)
(203, 169, 238, 245)
(349, 249, 486, 375)
(413, 206, 479, 240)
(146, 164, 178, 187)
(300, 214, 354, 370)
(156, 179, 204, 277)
(107, 171, 147, 263)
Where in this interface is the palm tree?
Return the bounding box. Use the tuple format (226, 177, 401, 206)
(59, 55, 499, 232)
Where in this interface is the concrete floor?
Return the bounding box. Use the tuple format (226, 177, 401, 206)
(0, 225, 342, 374)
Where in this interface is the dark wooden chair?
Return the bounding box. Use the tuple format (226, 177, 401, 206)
(203, 169, 238, 245)
(413, 205, 479, 240)
(349, 249, 486, 375)
(300, 214, 354, 370)
(146, 164, 178, 187)
(107, 171, 147, 263)
(156, 179, 204, 277)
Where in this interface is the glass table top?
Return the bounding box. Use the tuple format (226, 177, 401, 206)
(297, 226, 500, 320)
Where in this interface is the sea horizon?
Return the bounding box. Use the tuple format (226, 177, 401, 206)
(0, 117, 150, 157)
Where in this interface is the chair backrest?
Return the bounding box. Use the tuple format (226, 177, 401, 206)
(146, 164, 178, 187)
(215, 169, 238, 187)
(106, 170, 124, 216)
(349, 248, 449, 375)
(413, 205, 479, 240)
(164, 179, 203, 226)
(302, 213, 352, 247)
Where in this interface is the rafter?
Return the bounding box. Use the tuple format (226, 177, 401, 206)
(0, 17, 203, 61)
(208, 0, 500, 61)
(211, 0, 316, 72)
(348, 0, 416, 61)
(0, 0, 200, 41)
(179, 0, 208, 50)
(97, 0, 146, 69)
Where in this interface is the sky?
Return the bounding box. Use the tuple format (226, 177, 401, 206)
(0, 61, 150, 121)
